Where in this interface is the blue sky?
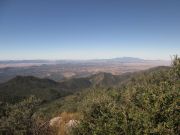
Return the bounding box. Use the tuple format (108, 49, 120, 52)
(0, 0, 180, 60)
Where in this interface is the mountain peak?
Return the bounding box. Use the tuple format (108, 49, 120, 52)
(112, 57, 144, 62)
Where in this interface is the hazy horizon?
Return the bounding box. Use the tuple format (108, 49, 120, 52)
(0, 0, 180, 60)
(0, 1, 179, 134)
(0, 56, 172, 61)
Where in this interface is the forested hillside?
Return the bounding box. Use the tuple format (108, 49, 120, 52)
(0, 57, 179, 135)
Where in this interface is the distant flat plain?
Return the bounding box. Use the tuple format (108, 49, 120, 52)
(0, 58, 170, 83)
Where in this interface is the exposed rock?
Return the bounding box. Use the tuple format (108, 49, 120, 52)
(49, 116, 62, 127)
(65, 120, 80, 134)
(66, 120, 79, 128)
(49, 113, 80, 135)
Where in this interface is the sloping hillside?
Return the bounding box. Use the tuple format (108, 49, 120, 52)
(71, 59, 179, 135)
(0, 72, 131, 103)
(0, 57, 178, 135)
(33, 66, 171, 119)
(0, 66, 170, 104)
(0, 76, 63, 103)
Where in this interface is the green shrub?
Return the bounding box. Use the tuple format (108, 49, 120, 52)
(72, 56, 180, 135)
(0, 96, 42, 135)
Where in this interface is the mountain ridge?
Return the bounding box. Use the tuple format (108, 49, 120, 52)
(0, 66, 170, 103)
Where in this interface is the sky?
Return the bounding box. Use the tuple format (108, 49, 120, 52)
(0, 0, 180, 60)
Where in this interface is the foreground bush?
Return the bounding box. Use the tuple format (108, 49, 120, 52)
(0, 96, 41, 135)
(72, 56, 180, 135)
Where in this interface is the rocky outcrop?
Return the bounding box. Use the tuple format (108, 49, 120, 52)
(49, 114, 80, 135)
(49, 116, 62, 127)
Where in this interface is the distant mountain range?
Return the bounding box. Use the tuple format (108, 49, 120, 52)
(0, 57, 168, 65)
(111, 57, 144, 61)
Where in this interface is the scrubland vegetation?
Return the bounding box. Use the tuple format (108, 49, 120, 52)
(0, 56, 179, 135)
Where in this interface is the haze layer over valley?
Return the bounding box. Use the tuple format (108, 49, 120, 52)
(0, 57, 170, 83)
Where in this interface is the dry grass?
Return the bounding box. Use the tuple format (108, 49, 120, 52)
(52, 112, 81, 135)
